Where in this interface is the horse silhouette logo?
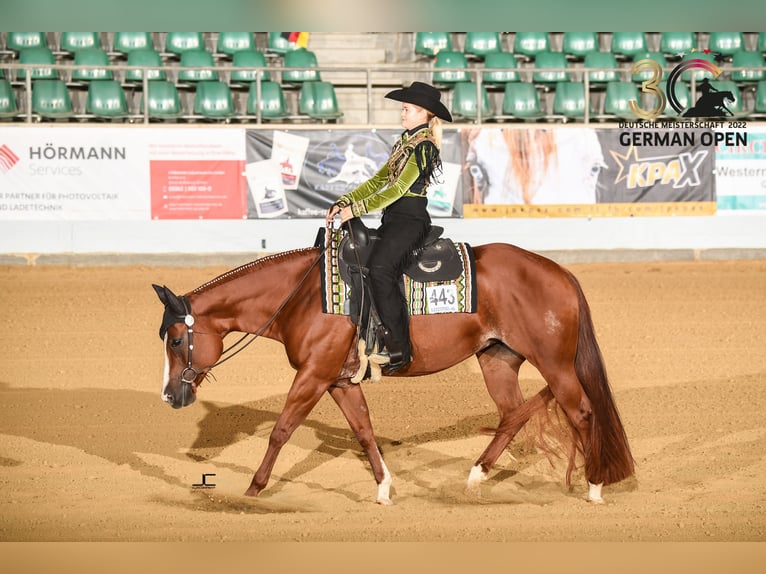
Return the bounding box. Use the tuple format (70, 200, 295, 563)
(682, 78, 735, 117)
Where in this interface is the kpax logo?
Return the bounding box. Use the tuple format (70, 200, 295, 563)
(0, 144, 20, 173)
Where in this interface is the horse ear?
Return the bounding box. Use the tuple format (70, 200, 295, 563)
(152, 284, 169, 305)
(152, 284, 186, 315)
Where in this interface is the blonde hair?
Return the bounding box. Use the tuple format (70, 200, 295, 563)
(428, 115, 443, 149)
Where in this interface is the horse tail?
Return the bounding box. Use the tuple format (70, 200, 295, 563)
(567, 271, 635, 486)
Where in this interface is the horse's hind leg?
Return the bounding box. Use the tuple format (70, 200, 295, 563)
(329, 383, 393, 505)
(468, 344, 529, 490)
(538, 363, 603, 502)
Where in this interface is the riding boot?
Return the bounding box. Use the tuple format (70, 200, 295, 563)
(369, 326, 411, 371)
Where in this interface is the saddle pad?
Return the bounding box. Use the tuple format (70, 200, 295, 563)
(320, 227, 477, 316)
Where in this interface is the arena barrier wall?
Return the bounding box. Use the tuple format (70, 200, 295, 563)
(1, 124, 765, 264)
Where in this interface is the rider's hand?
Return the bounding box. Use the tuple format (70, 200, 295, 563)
(325, 204, 340, 225)
(339, 206, 353, 223)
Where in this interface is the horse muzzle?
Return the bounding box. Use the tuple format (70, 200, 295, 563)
(163, 381, 197, 409)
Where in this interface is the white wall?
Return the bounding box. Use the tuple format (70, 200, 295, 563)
(2, 214, 765, 259)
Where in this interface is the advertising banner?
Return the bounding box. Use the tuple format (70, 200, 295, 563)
(715, 127, 766, 213)
(147, 128, 247, 220)
(0, 128, 150, 220)
(461, 126, 717, 217)
(245, 128, 464, 218)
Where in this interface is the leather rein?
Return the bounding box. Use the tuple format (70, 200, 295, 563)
(175, 232, 331, 386)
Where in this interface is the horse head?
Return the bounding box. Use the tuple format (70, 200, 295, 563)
(152, 284, 223, 409)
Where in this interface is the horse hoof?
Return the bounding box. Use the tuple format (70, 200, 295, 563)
(376, 497, 394, 506)
(244, 486, 261, 497)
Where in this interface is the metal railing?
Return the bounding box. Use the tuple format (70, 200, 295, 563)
(3, 60, 765, 124)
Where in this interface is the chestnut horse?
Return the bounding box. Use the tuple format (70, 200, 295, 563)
(152, 233, 634, 505)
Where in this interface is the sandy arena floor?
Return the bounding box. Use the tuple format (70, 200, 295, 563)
(1, 258, 765, 543)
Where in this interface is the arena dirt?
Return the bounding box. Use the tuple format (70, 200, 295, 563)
(1, 260, 765, 542)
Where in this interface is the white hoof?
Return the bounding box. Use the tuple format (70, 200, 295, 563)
(375, 459, 393, 505)
(466, 464, 488, 492)
(587, 481, 604, 504)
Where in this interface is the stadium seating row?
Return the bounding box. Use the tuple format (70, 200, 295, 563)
(0, 78, 342, 122)
(414, 32, 766, 60)
(450, 79, 766, 121)
(0, 32, 305, 59)
(5, 75, 765, 123)
(431, 49, 766, 87)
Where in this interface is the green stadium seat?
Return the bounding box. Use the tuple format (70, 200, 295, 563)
(281, 48, 320, 84)
(298, 81, 343, 121)
(216, 32, 256, 57)
(177, 49, 218, 82)
(32, 79, 74, 118)
(584, 51, 619, 86)
(142, 80, 182, 119)
(17, 46, 58, 80)
(631, 51, 668, 82)
(660, 32, 697, 58)
(414, 32, 452, 58)
(562, 32, 599, 60)
(611, 32, 648, 60)
(663, 81, 690, 117)
(59, 32, 101, 54)
(6, 32, 48, 52)
(482, 51, 520, 85)
(730, 50, 765, 83)
(70, 47, 113, 82)
(112, 32, 154, 55)
(703, 80, 743, 115)
(755, 81, 766, 116)
(230, 50, 271, 84)
(680, 50, 717, 83)
(553, 81, 589, 120)
(247, 81, 289, 120)
(759, 33, 766, 54)
(266, 32, 307, 56)
(193, 80, 235, 119)
(532, 51, 570, 85)
(432, 51, 469, 85)
(0, 79, 19, 117)
(513, 32, 550, 60)
(124, 48, 165, 82)
(708, 32, 745, 57)
(502, 81, 545, 119)
(464, 32, 502, 59)
(602, 81, 640, 119)
(450, 81, 492, 120)
(165, 32, 204, 56)
(86, 79, 129, 118)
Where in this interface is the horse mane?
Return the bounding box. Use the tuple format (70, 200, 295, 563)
(191, 247, 318, 295)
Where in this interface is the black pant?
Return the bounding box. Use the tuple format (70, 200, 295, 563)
(367, 197, 430, 350)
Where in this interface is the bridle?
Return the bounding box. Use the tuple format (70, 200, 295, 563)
(171, 230, 331, 386)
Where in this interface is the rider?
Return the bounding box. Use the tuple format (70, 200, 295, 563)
(325, 81, 452, 371)
(698, 77, 718, 98)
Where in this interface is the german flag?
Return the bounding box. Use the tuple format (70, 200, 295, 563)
(280, 32, 310, 48)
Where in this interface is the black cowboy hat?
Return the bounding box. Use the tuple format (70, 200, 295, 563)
(385, 81, 452, 122)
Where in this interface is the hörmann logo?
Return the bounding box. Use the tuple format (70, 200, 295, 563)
(0, 144, 20, 173)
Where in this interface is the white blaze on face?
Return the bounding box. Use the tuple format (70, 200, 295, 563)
(161, 333, 171, 402)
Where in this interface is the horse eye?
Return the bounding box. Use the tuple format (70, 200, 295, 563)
(170, 338, 183, 348)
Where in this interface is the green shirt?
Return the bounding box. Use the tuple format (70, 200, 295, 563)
(336, 127, 439, 217)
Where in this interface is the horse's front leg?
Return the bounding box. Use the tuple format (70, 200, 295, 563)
(328, 382, 393, 505)
(245, 371, 332, 497)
